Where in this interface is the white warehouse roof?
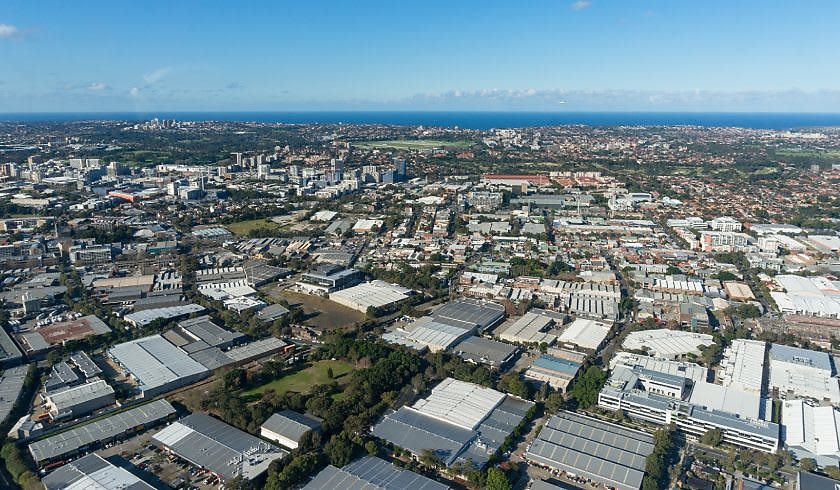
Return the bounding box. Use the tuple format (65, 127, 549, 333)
(328, 280, 412, 312)
(557, 318, 611, 351)
(622, 329, 713, 359)
(783, 399, 840, 464)
(412, 377, 505, 431)
(108, 335, 209, 395)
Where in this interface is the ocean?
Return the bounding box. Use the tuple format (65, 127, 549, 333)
(2, 111, 840, 130)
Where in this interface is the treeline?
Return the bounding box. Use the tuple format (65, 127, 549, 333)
(641, 425, 679, 490)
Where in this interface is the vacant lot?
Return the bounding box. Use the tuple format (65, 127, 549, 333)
(242, 360, 354, 399)
(266, 288, 365, 330)
(355, 139, 473, 150)
(226, 218, 282, 236)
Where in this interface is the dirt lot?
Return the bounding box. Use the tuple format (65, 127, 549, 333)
(167, 378, 221, 413)
(263, 287, 365, 330)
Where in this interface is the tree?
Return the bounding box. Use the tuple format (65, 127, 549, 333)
(326, 367, 335, 379)
(224, 368, 247, 390)
(824, 465, 840, 480)
(46, 349, 62, 366)
(544, 392, 564, 414)
(700, 428, 722, 447)
(364, 440, 378, 456)
(486, 467, 512, 490)
(419, 448, 444, 468)
(569, 366, 607, 409)
(800, 458, 817, 472)
(324, 433, 356, 467)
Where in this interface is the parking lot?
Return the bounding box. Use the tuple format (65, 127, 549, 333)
(96, 432, 223, 490)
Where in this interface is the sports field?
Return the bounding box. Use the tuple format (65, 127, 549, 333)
(354, 139, 473, 150)
(242, 360, 354, 398)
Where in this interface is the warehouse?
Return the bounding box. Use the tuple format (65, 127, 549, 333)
(123, 304, 206, 327)
(108, 334, 210, 398)
(525, 355, 581, 390)
(371, 378, 533, 469)
(621, 329, 714, 359)
(781, 399, 840, 466)
(29, 399, 177, 466)
(430, 298, 506, 333)
(328, 280, 413, 313)
(771, 275, 840, 319)
(0, 365, 29, 426)
(299, 264, 364, 294)
(497, 309, 565, 345)
(224, 337, 292, 364)
(451, 336, 518, 370)
(723, 281, 756, 301)
(769, 343, 840, 402)
(42, 453, 155, 490)
(257, 303, 290, 323)
(173, 315, 246, 349)
(556, 318, 612, 352)
(383, 317, 473, 352)
(0, 326, 23, 365)
(303, 456, 450, 490)
(152, 412, 288, 482)
(719, 339, 766, 394)
(527, 411, 654, 490)
(260, 410, 323, 449)
(45, 379, 115, 420)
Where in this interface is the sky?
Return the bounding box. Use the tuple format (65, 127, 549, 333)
(1, 0, 839, 112)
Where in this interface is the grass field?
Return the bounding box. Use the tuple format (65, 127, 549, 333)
(354, 139, 474, 150)
(242, 360, 354, 399)
(265, 288, 365, 330)
(776, 149, 840, 159)
(226, 218, 282, 236)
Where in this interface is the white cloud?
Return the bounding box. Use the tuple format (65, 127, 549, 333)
(87, 82, 109, 91)
(143, 67, 170, 84)
(571, 1, 591, 11)
(0, 23, 19, 39)
(129, 87, 140, 97)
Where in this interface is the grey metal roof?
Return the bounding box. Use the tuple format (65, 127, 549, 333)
(69, 351, 102, 378)
(177, 315, 246, 348)
(42, 453, 155, 490)
(29, 399, 176, 463)
(0, 324, 23, 363)
(371, 407, 475, 466)
(189, 347, 235, 370)
(303, 456, 450, 490)
(431, 298, 506, 332)
(257, 303, 290, 322)
(124, 304, 205, 326)
(451, 336, 517, 367)
(261, 410, 322, 444)
(224, 337, 288, 362)
(45, 361, 80, 392)
(797, 471, 840, 490)
(769, 343, 833, 372)
(372, 390, 533, 470)
(152, 412, 287, 481)
(108, 334, 209, 395)
(0, 364, 29, 426)
(526, 411, 653, 490)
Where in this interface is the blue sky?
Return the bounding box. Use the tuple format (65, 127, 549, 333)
(1, 1, 839, 112)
